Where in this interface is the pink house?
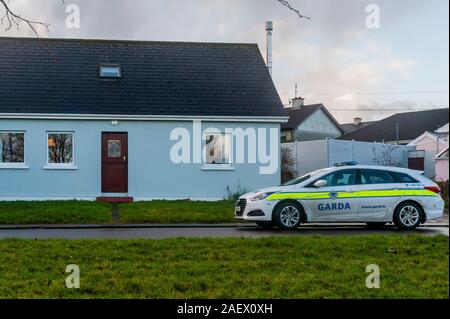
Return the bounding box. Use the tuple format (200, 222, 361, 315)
(407, 130, 448, 178)
(435, 147, 449, 182)
(435, 124, 449, 182)
(408, 131, 448, 153)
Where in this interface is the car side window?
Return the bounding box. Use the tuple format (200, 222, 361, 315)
(388, 171, 419, 183)
(309, 169, 356, 187)
(360, 169, 395, 184)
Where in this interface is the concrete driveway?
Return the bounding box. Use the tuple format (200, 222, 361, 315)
(0, 224, 447, 239)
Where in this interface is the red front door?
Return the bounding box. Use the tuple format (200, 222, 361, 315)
(102, 132, 128, 193)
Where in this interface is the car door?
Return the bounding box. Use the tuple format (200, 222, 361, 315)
(305, 169, 359, 222)
(357, 169, 404, 221)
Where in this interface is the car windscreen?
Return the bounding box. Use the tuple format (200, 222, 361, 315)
(282, 174, 311, 186)
(282, 168, 330, 186)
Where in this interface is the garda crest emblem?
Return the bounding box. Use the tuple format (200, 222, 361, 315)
(329, 191, 338, 200)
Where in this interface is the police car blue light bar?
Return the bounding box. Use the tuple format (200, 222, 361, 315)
(334, 161, 359, 167)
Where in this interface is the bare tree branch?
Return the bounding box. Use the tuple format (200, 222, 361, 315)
(0, 0, 49, 37)
(0, 0, 307, 38)
(277, 0, 310, 20)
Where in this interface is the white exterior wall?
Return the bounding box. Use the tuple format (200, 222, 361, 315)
(294, 109, 342, 142)
(287, 139, 415, 178)
(283, 140, 328, 176)
(0, 118, 281, 200)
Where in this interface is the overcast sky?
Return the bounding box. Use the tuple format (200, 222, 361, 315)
(1, 0, 448, 123)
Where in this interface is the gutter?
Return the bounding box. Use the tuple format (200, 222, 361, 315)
(0, 113, 289, 124)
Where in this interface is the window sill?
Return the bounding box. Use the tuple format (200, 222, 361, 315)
(0, 165, 29, 170)
(43, 166, 78, 170)
(201, 165, 235, 171)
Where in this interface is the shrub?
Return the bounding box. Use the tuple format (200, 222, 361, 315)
(226, 181, 251, 201)
(281, 146, 296, 183)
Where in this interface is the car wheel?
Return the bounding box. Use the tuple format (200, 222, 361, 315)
(274, 201, 302, 230)
(394, 202, 422, 230)
(256, 221, 274, 229)
(366, 222, 387, 229)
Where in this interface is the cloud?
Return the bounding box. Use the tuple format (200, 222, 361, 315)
(272, 33, 417, 112)
(385, 57, 417, 78)
(0, 0, 447, 123)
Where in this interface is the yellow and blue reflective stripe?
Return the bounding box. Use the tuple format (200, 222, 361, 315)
(266, 189, 438, 201)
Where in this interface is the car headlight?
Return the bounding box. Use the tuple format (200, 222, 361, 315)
(250, 192, 276, 201)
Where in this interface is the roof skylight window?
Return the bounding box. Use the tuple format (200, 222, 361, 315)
(99, 64, 121, 78)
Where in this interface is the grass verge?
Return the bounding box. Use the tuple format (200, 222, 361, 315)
(0, 200, 235, 225)
(118, 200, 234, 224)
(0, 235, 448, 298)
(0, 201, 112, 224)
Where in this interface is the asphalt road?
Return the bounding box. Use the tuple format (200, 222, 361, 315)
(0, 225, 447, 239)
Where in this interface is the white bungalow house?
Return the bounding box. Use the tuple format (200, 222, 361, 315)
(0, 37, 287, 201)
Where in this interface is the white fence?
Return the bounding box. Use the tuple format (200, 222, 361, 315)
(283, 139, 416, 177)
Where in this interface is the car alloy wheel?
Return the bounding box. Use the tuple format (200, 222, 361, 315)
(394, 202, 422, 230)
(399, 205, 420, 227)
(278, 204, 301, 229)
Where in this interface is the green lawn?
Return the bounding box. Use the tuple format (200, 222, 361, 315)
(0, 236, 447, 298)
(0, 201, 112, 224)
(0, 200, 235, 225)
(119, 200, 235, 224)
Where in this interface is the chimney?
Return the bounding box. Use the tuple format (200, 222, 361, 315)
(291, 96, 305, 109)
(353, 117, 362, 126)
(265, 21, 273, 76)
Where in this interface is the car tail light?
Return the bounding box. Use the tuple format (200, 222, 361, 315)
(425, 186, 441, 194)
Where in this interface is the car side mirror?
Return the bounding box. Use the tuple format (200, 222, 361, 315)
(314, 180, 327, 188)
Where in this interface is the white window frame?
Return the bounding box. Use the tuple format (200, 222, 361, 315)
(45, 132, 77, 170)
(202, 132, 234, 171)
(0, 130, 28, 169)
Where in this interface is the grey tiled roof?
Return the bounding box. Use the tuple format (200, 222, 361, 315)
(0, 37, 285, 118)
(339, 108, 449, 142)
(341, 121, 376, 134)
(282, 104, 344, 133)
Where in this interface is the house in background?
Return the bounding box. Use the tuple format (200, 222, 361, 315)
(339, 108, 449, 175)
(408, 130, 449, 154)
(281, 97, 344, 142)
(341, 117, 376, 134)
(434, 123, 449, 182)
(0, 37, 287, 201)
(435, 123, 449, 144)
(339, 108, 449, 145)
(435, 147, 449, 182)
(406, 125, 449, 178)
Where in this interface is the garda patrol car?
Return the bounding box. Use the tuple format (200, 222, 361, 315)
(235, 163, 445, 230)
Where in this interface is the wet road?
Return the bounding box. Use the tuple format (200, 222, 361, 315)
(0, 225, 447, 239)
